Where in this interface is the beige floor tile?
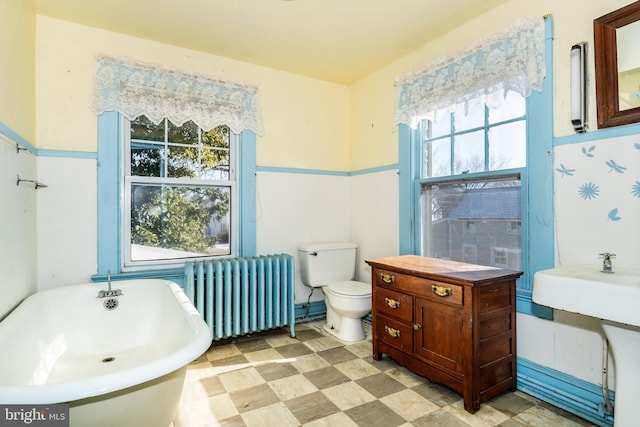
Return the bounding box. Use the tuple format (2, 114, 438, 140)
(206, 343, 241, 361)
(303, 411, 360, 427)
(185, 365, 227, 382)
(345, 339, 374, 358)
(304, 336, 343, 352)
(380, 389, 440, 421)
(321, 381, 376, 411)
(384, 366, 426, 388)
(268, 373, 318, 401)
(218, 367, 265, 393)
(334, 357, 381, 380)
(514, 405, 588, 427)
(178, 393, 238, 427)
(241, 402, 300, 427)
(265, 334, 299, 348)
(445, 400, 511, 427)
(207, 393, 240, 423)
(289, 352, 331, 373)
(243, 347, 285, 363)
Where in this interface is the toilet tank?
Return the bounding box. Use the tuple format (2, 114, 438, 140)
(298, 242, 357, 287)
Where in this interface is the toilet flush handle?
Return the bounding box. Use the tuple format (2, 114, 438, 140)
(309, 252, 318, 256)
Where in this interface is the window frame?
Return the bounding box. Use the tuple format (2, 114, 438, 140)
(121, 116, 239, 270)
(96, 111, 256, 280)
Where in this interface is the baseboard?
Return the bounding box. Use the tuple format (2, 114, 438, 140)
(294, 303, 373, 325)
(517, 357, 614, 426)
(295, 300, 327, 322)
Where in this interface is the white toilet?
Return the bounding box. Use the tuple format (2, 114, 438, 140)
(298, 242, 372, 342)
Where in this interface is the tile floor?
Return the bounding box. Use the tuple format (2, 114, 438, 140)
(173, 321, 596, 427)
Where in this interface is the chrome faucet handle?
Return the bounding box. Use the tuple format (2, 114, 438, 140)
(599, 253, 615, 273)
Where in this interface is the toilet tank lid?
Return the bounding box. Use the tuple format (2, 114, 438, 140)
(298, 242, 357, 252)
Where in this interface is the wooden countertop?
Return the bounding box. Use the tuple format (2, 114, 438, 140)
(366, 255, 523, 286)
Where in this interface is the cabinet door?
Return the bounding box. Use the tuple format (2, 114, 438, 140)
(414, 297, 465, 373)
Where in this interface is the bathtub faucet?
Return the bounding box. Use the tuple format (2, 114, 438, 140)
(98, 270, 123, 298)
(599, 252, 615, 273)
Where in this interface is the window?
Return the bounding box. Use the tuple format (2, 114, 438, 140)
(94, 57, 261, 277)
(122, 115, 238, 269)
(397, 17, 553, 319)
(418, 92, 525, 271)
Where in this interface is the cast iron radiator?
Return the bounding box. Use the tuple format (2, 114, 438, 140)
(184, 254, 296, 340)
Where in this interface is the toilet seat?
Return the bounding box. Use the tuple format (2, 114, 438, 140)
(327, 280, 371, 296)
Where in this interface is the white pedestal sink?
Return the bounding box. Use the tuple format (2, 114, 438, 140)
(533, 265, 640, 427)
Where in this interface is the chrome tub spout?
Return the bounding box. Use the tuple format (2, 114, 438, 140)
(98, 270, 123, 298)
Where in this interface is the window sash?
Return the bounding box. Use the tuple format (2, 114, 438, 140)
(121, 117, 238, 271)
(421, 103, 526, 179)
(418, 172, 523, 269)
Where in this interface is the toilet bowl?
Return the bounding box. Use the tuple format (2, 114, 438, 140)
(322, 280, 372, 341)
(298, 242, 372, 342)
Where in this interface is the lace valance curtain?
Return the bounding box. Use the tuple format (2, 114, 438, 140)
(394, 16, 546, 129)
(91, 56, 264, 135)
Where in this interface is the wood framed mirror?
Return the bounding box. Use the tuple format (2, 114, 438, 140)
(594, 1, 640, 128)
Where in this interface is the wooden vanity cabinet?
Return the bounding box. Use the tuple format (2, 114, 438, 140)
(366, 255, 522, 413)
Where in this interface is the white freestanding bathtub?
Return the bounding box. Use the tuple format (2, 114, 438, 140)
(0, 279, 212, 427)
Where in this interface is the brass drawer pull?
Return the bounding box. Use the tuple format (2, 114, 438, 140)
(385, 297, 400, 309)
(432, 285, 452, 297)
(381, 273, 395, 284)
(384, 326, 401, 338)
(413, 323, 422, 330)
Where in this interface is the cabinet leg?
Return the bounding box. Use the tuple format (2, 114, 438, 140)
(372, 339, 381, 360)
(463, 399, 480, 414)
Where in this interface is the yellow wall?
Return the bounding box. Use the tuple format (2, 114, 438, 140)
(35, 0, 637, 172)
(348, 0, 634, 171)
(0, 0, 36, 143)
(35, 16, 350, 172)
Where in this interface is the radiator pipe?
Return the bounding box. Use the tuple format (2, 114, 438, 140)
(602, 337, 613, 413)
(305, 288, 315, 319)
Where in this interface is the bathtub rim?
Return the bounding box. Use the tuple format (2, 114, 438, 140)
(0, 279, 212, 404)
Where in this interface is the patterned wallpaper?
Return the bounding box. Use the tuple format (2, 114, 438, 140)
(553, 134, 640, 269)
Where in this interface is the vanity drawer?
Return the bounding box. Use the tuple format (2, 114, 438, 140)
(374, 287, 412, 322)
(375, 268, 463, 306)
(375, 314, 413, 353)
(422, 280, 463, 306)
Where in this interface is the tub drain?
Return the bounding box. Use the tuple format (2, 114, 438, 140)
(102, 356, 115, 363)
(103, 297, 119, 310)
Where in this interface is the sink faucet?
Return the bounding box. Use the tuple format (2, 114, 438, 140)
(599, 253, 616, 273)
(98, 270, 123, 297)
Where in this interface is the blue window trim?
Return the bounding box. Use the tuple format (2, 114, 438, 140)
(96, 111, 257, 279)
(399, 17, 554, 319)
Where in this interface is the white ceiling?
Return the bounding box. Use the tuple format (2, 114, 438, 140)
(31, 0, 509, 85)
